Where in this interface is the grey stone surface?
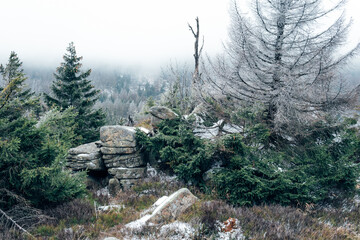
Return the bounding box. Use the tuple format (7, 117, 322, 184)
(86, 158, 106, 171)
(66, 141, 104, 171)
(149, 106, 178, 120)
(100, 126, 137, 148)
(68, 142, 100, 155)
(68, 152, 101, 161)
(148, 188, 198, 224)
(100, 147, 137, 155)
(108, 167, 146, 179)
(104, 153, 144, 168)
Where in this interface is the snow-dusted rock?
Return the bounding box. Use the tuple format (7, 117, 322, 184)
(149, 188, 198, 224)
(126, 188, 198, 229)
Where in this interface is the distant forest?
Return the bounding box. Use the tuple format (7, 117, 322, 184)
(24, 66, 168, 124)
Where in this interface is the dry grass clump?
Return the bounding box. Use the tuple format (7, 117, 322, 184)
(236, 205, 356, 239)
(44, 198, 94, 226)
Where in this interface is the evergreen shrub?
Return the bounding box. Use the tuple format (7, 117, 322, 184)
(136, 116, 359, 207)
(136, 118, 215, 186)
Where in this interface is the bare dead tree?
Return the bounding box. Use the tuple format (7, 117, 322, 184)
(205, 0, 360, 135)
(188, 17, 204, 83)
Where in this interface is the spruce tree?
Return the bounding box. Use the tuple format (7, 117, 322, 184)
(45, 42, 105, 143)
(0, 52, 37, 116)
(0, 52, 85, 209)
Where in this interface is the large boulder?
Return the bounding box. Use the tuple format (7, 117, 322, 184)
(149, 106, 178, 125)
(149, 188, 198, 224)
(125, 188, 198, 228)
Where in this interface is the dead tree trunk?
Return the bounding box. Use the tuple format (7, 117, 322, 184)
(188, 17, 204, 84)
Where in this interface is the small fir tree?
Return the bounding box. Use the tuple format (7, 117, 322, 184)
(45, 42, 105, 143)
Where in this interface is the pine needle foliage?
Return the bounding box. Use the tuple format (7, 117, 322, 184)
(0, 53, 86, 209)
(136, 115, 359, 207)
(45, 42, 105, 143)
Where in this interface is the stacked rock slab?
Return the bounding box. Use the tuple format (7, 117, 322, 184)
(100, 126, 146, 190)
(66, 141, 105, 171)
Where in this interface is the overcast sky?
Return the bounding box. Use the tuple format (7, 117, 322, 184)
(1, 0, 360, 73)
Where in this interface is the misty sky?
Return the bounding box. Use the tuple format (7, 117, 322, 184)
(1, 0, 360, 73)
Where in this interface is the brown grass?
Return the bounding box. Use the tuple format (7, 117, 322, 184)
(31, 175, 360, 240)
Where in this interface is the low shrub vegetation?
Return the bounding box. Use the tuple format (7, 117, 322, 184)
(136, 115, 360, 207)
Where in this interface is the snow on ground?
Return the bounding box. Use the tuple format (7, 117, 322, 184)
(124, 214, 153, 230)
(159, 221, 195, 240)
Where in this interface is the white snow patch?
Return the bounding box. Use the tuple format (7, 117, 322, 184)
(78, 153, 90, 157)
(223, 123, 243, 133)
(137, 127, 150, 134)
(96, 187, 110, 197)
(332, 133, 342, 143)
(125, 214, 153, 230)
(154, 196, 168, 206)
(159, 221, 195, 240)
(98, 204, 124, 212)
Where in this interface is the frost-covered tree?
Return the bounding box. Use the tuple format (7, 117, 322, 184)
(206, 0, 359, 135)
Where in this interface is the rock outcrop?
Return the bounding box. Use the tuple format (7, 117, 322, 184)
(66, 125, 149, 193)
